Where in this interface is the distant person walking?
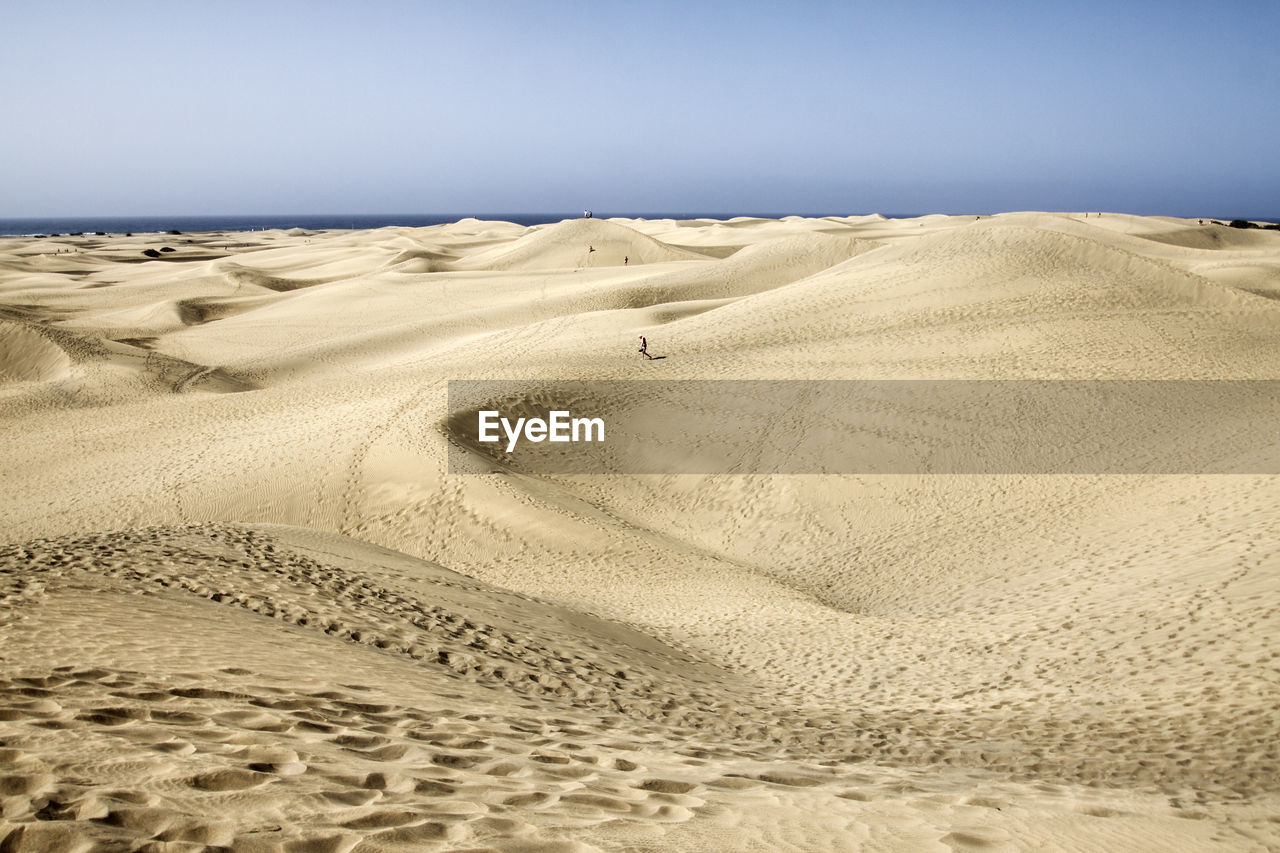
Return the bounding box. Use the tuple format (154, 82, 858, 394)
(638, 335, 654, 359)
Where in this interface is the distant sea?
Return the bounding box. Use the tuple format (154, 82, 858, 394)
(4, 212, 1276, 237)
(0, 213, 884, 238)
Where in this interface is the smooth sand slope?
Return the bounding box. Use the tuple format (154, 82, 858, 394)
(1, 213, 1278, 851)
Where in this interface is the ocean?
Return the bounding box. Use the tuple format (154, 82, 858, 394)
(0, 213, 873, 238)
(4, 212, 1275, 237)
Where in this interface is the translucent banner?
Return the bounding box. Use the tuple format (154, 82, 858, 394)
(445, 380, 1280, 474)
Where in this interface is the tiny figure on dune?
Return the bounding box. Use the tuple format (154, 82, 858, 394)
(638, 334, 654, 359)
(624, 256, 628, 265)
(588, 245, 595, 253)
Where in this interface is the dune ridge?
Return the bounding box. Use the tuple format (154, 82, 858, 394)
(452, 218, 711, 272)
(1, 213, 1278, 851)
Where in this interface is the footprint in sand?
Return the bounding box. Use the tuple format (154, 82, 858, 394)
(188, 768, 273, 792)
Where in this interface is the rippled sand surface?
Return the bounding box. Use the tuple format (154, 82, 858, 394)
(2, 213, 1278, 850)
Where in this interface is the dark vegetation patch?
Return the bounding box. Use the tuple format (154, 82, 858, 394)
(1221, 219, 1280, 230)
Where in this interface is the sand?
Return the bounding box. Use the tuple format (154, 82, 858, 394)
(1, 213, 1278, 851)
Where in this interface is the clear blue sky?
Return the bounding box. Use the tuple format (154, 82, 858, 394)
(3, 0, 1276, 217)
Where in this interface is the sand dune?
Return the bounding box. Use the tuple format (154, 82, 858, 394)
(453, 218, 712, 271)
(1, 214, 1278, 851)
(0, 321, 72, 383)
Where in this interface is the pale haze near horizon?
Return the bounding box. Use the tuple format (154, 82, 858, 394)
(2, 0, 1276, 219)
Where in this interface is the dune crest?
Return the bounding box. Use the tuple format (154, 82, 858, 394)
(454, 217, 711, 271)
(0, 321, 72, 384)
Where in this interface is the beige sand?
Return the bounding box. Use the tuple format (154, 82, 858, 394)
(1, 213, 1278, 851)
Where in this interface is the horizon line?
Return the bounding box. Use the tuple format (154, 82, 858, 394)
(2, 210, 1277, 224)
